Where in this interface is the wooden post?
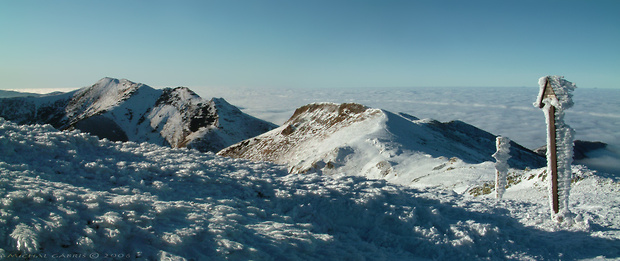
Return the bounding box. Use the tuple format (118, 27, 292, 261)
(547, 105, 559, 214)
(538, 77, 560, 214)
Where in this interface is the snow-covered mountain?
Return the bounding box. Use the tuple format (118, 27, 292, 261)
(219, 102, 545, 190)
(1, 117, 619, 260)
(0, 77, 276, 152)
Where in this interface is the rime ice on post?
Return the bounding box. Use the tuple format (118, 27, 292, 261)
(534, 75, 577, 218)
(493, 136, 511, 199)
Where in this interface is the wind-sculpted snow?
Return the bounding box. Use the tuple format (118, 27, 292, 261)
(1, 118, 619, 260)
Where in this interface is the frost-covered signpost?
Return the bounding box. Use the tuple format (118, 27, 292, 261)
(534, 75, 577, 218)
(493, 136, 511, 199)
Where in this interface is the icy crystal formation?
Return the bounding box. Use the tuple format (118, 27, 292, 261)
(493, 136, 511, 199)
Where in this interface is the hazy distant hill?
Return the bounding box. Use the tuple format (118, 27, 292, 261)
(0, 90, 44, 98)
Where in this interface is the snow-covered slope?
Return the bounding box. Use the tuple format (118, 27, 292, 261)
(0, 78, 275, 152)
(219, 103, 545, 191)
(1, 118, 619, 260)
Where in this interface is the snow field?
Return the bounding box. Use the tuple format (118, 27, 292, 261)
(1, 118, 619, 260)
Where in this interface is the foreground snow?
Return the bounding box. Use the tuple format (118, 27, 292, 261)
(1, 119, 619, 260)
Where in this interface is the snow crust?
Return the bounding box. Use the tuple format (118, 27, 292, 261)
(1, 118, 619, 259)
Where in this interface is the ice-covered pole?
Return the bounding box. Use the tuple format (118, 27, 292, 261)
(493, 136, 511, 199)
(533, 75, 576, 218)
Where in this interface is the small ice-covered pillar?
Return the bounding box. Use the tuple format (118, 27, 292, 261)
(534, 75, 577, 217)
(493, 136, 511, 199)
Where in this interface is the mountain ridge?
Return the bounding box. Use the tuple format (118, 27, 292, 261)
(219, 102, 545, 188)
(0, 77, 276, 152)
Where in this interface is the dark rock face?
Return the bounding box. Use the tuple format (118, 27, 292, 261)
(574, 140, 607, 160)
(535, 140, 608, 160)
(73, 115, 129, 142)
(0, 95, 72, 128)
(0, 98, 36, 124)
(189, 105, 218, 132)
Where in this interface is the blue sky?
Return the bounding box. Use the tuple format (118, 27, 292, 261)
(1, 0, 619, 90)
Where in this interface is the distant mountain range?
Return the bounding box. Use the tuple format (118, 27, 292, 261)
(219, 103, 546, 184)
(0, 77, 276, 152)
(0, 90, 43, 98)
(1, 79, 549, 181)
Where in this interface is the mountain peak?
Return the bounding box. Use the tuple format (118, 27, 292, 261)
(97, 76, 121, 84)
(284, 103, 382, 133)
(289, 102, 371, 121)
(0, 78, 275, 152)
(218, 102, 386, 168)
(65, 78, 149, 123)
(90, 77, 157, 97)
(95, 77, 139, 88)
(219, 102, 545, 183)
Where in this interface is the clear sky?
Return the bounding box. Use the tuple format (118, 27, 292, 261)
(1, 0, 619, 90)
